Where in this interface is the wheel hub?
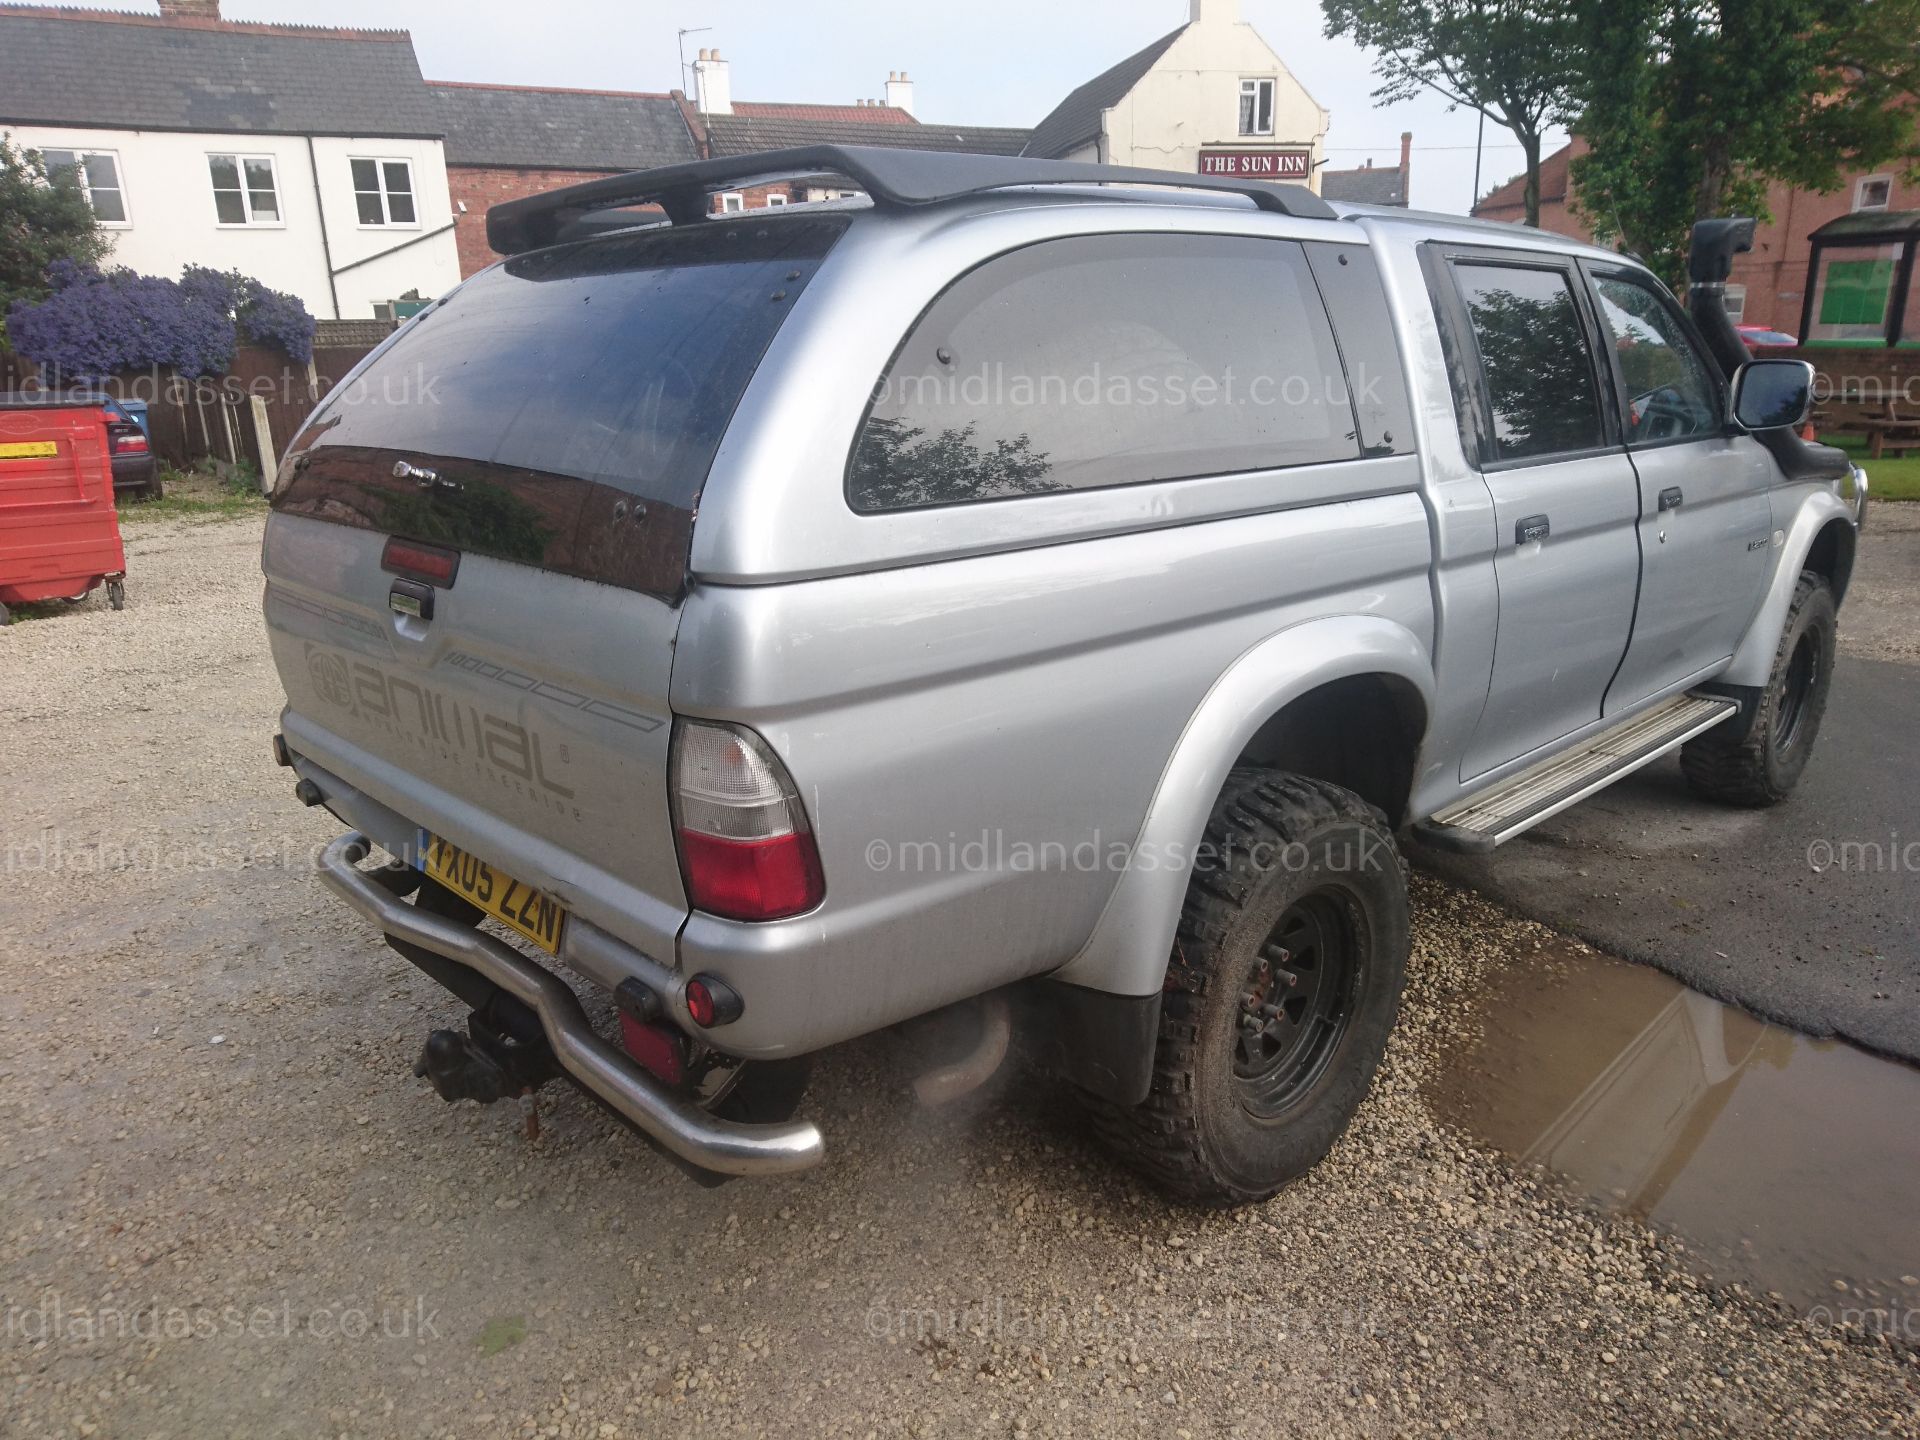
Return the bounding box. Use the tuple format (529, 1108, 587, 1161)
(1232, 890, 1361, 1117)
(1774, 628, 1821, 756)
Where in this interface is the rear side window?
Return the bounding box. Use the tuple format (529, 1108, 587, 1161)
(1452, 262, 1607, 463)
(277, 216, 846, 598)
(849, 233, 1359, 512)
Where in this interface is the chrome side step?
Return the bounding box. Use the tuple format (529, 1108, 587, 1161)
(1415, 693, 1740, 852)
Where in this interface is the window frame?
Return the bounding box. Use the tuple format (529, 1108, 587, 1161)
(1421, 242, 1624, 473)
(1579, 260, 1731, 453)
(40, 145, 129, 227)
(1239, 77, 1277, 137)
(1854, 175, 1894, 213)
(764, 192, 788, 207)
(349, 155, 420, 228)
(842, 230, 1369, 515)
(718, 191, 746, 213)
(207, 151, 283, 228)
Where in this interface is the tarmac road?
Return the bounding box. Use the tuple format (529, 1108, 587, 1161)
(1416, 504, 1920, 1064)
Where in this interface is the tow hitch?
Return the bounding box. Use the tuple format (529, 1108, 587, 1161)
(414, 1015, 559, 1106)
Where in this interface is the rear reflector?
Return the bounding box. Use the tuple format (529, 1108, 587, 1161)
(381, 536, 460, 589)
(672, 721, 824, 921)
(618, 1013, 686, 1085)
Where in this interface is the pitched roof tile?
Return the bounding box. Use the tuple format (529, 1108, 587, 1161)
(430, 82, 698, 171)
(0, 5, 443, 136)
(1022, 27, 1184, 159)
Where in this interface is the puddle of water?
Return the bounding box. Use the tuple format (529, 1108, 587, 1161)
(1429, 941, 1920, 1319)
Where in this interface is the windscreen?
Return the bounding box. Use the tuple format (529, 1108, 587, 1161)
(274, 214, 847, 598)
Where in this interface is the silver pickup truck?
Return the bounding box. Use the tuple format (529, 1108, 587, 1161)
(263, 148, 1866, 1205)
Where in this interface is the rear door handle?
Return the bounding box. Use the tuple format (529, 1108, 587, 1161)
(1515, 514, 1550, 545)
(1658, 486, 1684, 512)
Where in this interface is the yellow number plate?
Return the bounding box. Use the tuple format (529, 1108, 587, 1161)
(0, 441, 59, 460)
(420, 832, 567, 955)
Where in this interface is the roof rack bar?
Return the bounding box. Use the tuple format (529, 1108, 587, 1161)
(485, 144, 1336, 255)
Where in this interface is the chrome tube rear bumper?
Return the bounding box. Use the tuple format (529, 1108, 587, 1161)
(317, 832, 825, 1177)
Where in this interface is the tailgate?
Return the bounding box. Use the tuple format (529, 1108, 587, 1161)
(264, 513, 687, 955)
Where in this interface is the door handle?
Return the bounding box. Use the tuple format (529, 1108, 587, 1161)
(1658, 486, 1684, 512)
(1515, 514, 1550, 545)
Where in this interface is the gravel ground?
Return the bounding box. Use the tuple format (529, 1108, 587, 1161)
(1844, 500, 1920, 665)
(0, 515, 1915, 1438)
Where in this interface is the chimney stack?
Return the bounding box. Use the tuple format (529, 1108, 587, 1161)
(1188, 0, 1239, 24)
(157, 0, 221, 18)
(885, 70, 915, 116)
(693, 48, 732, 116)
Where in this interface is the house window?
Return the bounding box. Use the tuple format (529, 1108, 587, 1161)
(41, 148, 127, 225)
(1722, 283, 1748, 324)
(1854, 175, 1893, 213)
(351, 158, 417, 226)
(1239, 77, 1276, 136)
(209, 154, 281, 225)
(719, 191, 745, 213)
(765, 192, 788, 207)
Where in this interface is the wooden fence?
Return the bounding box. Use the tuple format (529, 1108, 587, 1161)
(122, 337, 384, 477)
(2, 321, 389, 481)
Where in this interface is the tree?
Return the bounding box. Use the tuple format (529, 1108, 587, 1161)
(1571, 0, 1920, 285)
(1321, 0, 1580, 226)
(7, 261, 315, 383)
(0, 138, 112, 340)
(849, 417, 1060, 510)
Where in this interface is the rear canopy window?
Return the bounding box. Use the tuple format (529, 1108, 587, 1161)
(279, 215, 845, 597)
(849, 233, 1359, 512)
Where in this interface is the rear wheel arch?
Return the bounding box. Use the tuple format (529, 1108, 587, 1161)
(1232, 673, 1427, 829)
(1048, 616, 1433, 998)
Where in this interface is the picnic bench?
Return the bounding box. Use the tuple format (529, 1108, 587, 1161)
(1811, 398, 1920, 458)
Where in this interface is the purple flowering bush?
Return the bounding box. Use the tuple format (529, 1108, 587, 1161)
(7, 261, 314, 381)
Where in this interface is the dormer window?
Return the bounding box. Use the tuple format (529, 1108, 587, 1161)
(1239, 77, 1275, 136)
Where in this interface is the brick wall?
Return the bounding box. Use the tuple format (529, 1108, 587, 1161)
(447, 164, 622, 276)
(1731, 172, 1920, 336)
(708, 180, 807, 214)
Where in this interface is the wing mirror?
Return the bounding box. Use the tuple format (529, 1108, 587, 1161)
(1731, 358, 1815, 431)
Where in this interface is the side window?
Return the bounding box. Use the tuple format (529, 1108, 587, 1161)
(849, 234, 1359, 512)
(1590, 274, 1723, 444)
(1452, 261, 1606, 463)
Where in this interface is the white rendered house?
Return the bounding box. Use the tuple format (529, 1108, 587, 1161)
(0, 1, 461, 320)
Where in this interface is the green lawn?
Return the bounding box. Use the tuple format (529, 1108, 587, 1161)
(116, 464, 267, 524)
(1829, 437, 1920, 502)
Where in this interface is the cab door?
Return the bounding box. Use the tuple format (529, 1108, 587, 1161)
(1583, 266, 1776, 712)
(1432, 251, 1645, 780)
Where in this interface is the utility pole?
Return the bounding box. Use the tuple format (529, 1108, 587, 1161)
(1471, 109, 1485, 216)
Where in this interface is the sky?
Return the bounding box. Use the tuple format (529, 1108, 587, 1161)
(212, 0, 1568, 214)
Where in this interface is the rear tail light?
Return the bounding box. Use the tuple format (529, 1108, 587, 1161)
(671, 721, 824, 922)
(111, 430, 148, 454)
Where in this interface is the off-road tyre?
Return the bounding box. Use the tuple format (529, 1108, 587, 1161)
(1680, 572, 1836, 807)
(1088, 770, 1410, 1207)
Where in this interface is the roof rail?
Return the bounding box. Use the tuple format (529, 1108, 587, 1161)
(485, 144, 1337, 255)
